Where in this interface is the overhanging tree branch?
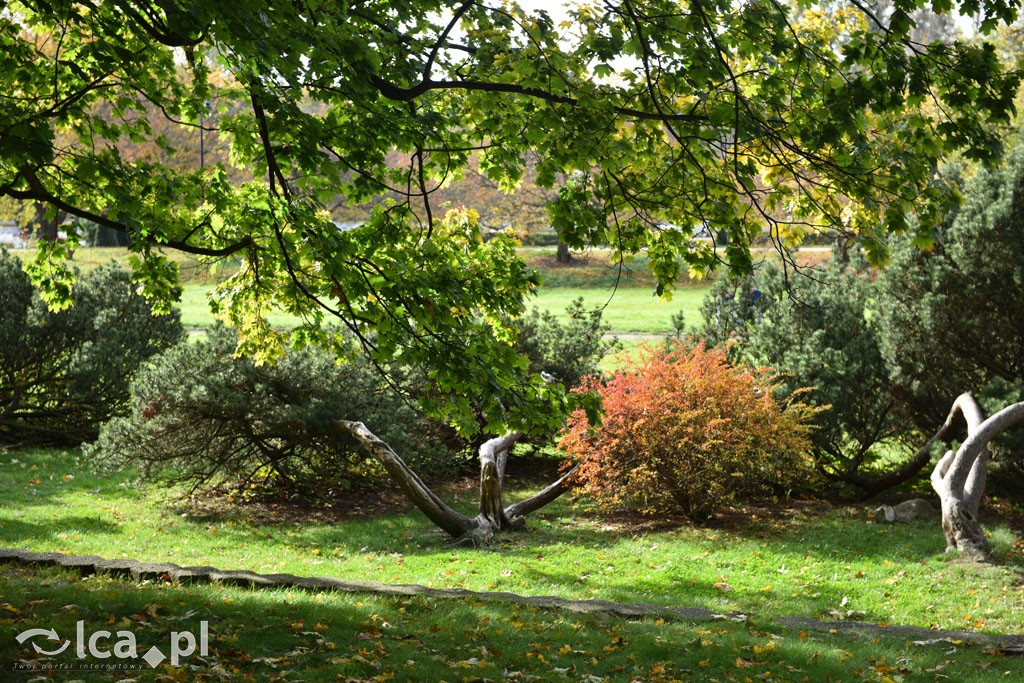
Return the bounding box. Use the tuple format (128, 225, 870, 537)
(364, 75, 708, 123)
(4, 168, 253, 257)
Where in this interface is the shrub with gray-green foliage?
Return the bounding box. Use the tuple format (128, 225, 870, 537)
(92, 326, 454, 495)
(876, 141, 1024, 490)
(694, 139, 1024, 496)
(698, 251, 902, 494)
(697, 274, 772, 353)
(0, 250, 183, 445)
(93, 298, 619, 497)
(514, 297, 619, 389)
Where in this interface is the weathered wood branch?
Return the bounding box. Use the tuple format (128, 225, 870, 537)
(476, 432, 523, 534)
(833, 397, 961, 497)
(364, 75, 708, 124)
(334, 420, 475, 537)
(335, 420, 583, 540)
(504, 458, 587, 522)
(5, 167, 253, 258)
(928, 394, 1024, 561)
(481, 431, 521, 486)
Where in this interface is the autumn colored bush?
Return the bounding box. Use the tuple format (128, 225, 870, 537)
(559, 344, 817, 519)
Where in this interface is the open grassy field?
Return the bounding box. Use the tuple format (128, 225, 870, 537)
(12, 245, 713, 334)
(522, 247, 831, 289)
(2, 449, 1022, 638)
(177, 284, 708, 334)
(529, 287, 704, 334)
(176, 284, 303, 329)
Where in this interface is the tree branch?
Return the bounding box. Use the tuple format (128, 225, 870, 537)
(4, 169, 253, 257)
(365, 75, 707, 123)
(422, 1, 476, 81)
(334, 419, 475, 537)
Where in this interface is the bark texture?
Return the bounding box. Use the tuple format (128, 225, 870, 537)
(335, 420, 579, 539)
(928, 394, 1024, 561)
(475, 432, 522, 535)
(556, 241, 572, 264)
(335, 420, 474, 537)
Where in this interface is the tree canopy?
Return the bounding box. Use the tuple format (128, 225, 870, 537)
(1, 0, 1019, 435)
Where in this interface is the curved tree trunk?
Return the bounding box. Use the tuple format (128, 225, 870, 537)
(335, 420, 580, 540)
(928, 394, 1024, 562)
(830, 397, 965, 498)
(844, 394, 971, 497)
(335, 420, 475, 537)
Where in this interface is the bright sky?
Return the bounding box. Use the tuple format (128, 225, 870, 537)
(512, 0, 980, 37)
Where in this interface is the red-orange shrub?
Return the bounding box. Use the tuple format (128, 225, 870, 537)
(559, 344, 817, 519)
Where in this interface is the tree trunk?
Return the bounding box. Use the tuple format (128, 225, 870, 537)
(928, 394, 1024, 562)
(31, 202, 71, 256)
(32, 201, 59, 241)
(556, 240, 571, 264)
(335, 420, 580, 540)
(474, 432, 522, 535)
(334, 420, 475, 537)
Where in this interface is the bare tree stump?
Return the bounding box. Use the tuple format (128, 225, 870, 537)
(335, 420, 584, 539)
(474, 432, 522, 537)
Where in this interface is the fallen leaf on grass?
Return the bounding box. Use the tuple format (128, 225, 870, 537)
(455, 657, 485, 668)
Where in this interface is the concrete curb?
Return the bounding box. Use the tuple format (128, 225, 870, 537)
(2, 547, 1021, 650)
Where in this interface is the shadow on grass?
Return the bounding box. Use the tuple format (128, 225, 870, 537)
(0, 449, 142, 508)
(3, 564, 1018, 683)
(4, 447, 1022, 636)
(11, 445, 949, 565)
(0, 516, 121, 545)
(0, 449, 993, 567)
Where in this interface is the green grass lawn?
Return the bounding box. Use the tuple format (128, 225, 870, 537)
(529, 286, 706, 334)
(16, 247, 708, 334)
(176, 284, 303, 329)
(2, 449, 1022, 640)
(177, 284, 708, 335)
(598, 338, 653, 373)
(5, 564, 1019, 682)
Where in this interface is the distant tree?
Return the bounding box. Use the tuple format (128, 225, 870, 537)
(801, 0, 957, 44)
(0, 196, 34, 232)
(78, 218, 132, 247)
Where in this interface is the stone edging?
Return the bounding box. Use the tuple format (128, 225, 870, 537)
(2, 547, 1021, 651)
